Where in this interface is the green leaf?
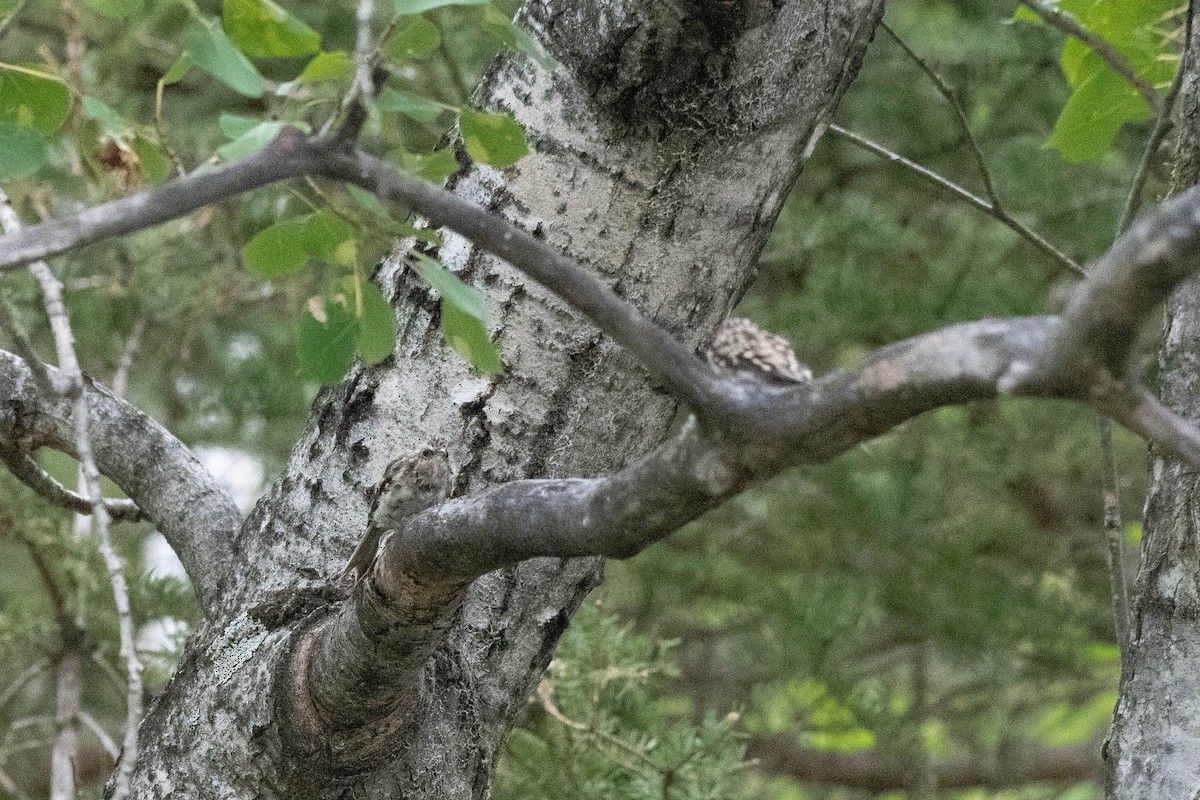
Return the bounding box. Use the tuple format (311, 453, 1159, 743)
(393, 0, 487, 15)
(0, 69, 70, 135)
(1011, 5, 1040, 24)
(218, 113, 264, 140)
(355, 281, 397, 363)
(0, 122, 46, 179)
(392, 148, 459, 183)
(224, 0, 320, 59)
(161, 53, 194, 85)
(413, 253, 503, 371)
(181, 21, 265, 98)
(377, 87, 444, 122)
(244, 209, 357, 277)
(384, 17, 441, 61)
(413, 254, 487, 318)
(459, 109, 527, 169)
(348, 184, 387, 216)
(480, 4, 516, 47)
(82, 0, 138, 20)
(215, 120, 286, 162)
(242, 218, 311, 277)
(1045, 54, 1149, 162)
(82, 96, 127, 138)
(441, 301, 502, 374)
(130, 135, 172, 184)
(299, 209, 356, 265)
(297, 51, 352, 82)
(298, 298, 357, 383)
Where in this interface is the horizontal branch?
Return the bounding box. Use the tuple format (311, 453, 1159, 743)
(0, 445, 144, 522)
(380, 317, 1058, 582)
(0, 129, 317, 271)
(746, 733, 1101, 791)
(0, 350, 242, 610)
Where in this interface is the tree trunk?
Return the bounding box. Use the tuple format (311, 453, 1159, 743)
(1106, 18, 1200, 798)
(124, 1, 882, 796)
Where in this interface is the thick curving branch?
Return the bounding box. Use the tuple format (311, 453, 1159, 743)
(0, 131, 728, 417)
(1034, 183, 1200, 387)
(0, 350, 242, 610)
(294, 317, 1064, 738)
(318, 148, 728, 417)
(380, 317, 1059, 582)
(299, 171, 1200, 735)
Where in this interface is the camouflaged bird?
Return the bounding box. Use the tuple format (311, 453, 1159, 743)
(706, 317, 812, 384)
(341, 447, 453, 583)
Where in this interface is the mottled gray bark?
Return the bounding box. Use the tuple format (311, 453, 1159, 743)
(1106, 14, 1200, 798)
(124, 2, 884, 796)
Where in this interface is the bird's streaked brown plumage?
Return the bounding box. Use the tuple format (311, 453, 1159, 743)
(707, 317, 812, 384)
(341, 447, 452, 582)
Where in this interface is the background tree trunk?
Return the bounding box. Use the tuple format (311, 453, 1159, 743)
(1107, 17, 1200, 798)
(124, 1, 882, 795)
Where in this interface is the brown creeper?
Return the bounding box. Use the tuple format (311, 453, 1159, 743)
(707, 317, 812, 384)
(341, 447, 453, 582)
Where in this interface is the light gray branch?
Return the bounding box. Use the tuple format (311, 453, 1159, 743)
(827, 125, 1085, 276)
(0, 445, 143, 522)
(1037, 183, 1200, 386)
(0, 350, 242, 610)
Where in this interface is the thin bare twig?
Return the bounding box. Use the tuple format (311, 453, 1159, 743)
(0, 197, 142, 800)
(352, 0, 374, 103)
(1018, 0, 1162, 114)
(0, 445, 144, 521)
(78, 711, 119, 760)
(111, 316, 145, 400)
(1118, 2, 1194, 233)
(0, 658, 48, 713)
(18, 516, 83, 800)
(881, 22, 1000, 207)
(827, 124, 1086, 276)
(0, 291, 53, 393)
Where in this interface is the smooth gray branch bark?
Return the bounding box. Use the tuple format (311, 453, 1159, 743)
(1038, 183, 1200, 386)
(0, 350, 242, 609)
